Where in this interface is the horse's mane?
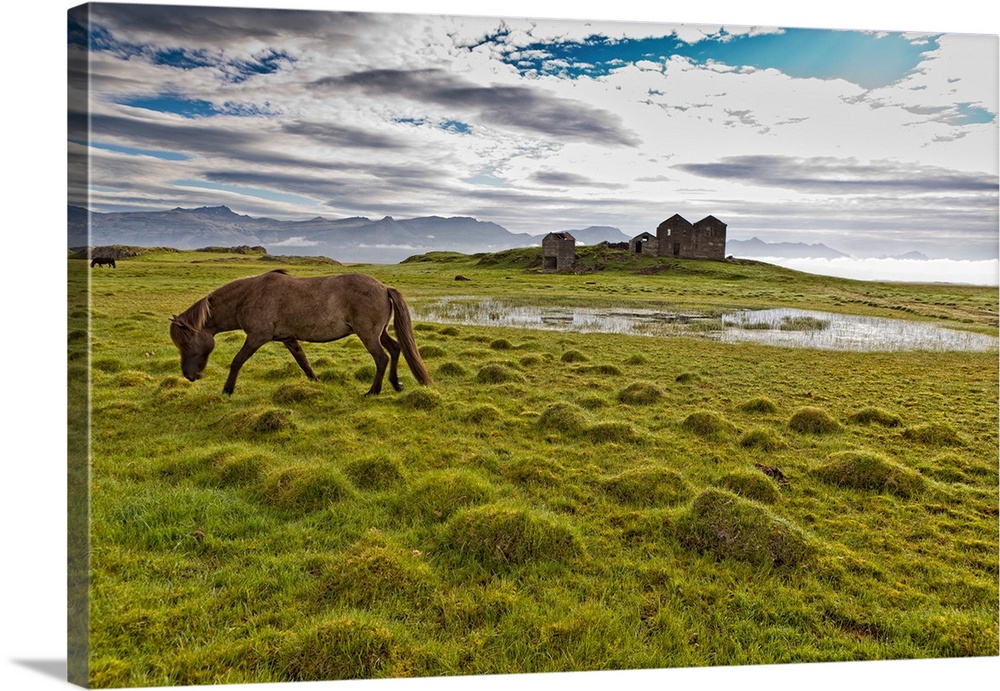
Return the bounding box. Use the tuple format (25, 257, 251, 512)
(174, 296, 211, 332)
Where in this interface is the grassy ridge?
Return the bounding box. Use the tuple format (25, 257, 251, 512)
(81, 251, 998, 686)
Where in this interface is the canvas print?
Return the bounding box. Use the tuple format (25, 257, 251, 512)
(67, 2, 999, 688)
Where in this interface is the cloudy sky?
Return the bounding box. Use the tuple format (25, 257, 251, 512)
(68, 1, 998, 260)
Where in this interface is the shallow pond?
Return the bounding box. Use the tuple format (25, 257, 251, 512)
(412, 298, 998, 352)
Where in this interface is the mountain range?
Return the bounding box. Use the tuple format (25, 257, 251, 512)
(70, 205, 913, 264)
(68, 205, 632, 264)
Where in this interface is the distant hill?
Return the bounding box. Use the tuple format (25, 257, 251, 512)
(727, 236, 849, 259)
(69, 205, 637, 263)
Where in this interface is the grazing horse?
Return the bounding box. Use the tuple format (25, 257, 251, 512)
(169, 270, 433, 396)
(91, 257, 116, 268)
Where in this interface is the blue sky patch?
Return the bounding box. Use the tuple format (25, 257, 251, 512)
(118, 95, 274, 118)
(498, 28, 940, 89)
(73, 139, 189, 160)
(441, 119, 472, 134)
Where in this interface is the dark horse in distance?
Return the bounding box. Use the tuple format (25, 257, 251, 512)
(169, 270, 433, 396)
(90, 257, 116, 268)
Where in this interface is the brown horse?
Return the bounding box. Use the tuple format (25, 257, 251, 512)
(91, 257, 116, 268)
(169, 270, 433, 396)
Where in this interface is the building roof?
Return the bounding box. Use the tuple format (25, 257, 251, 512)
(544, 232, 575, 241)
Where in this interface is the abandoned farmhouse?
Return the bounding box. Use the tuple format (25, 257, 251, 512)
(543, 214, 727, 271)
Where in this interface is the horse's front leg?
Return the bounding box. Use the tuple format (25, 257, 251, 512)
(283, 339, 318, 381)
(223, 336, 267, 395)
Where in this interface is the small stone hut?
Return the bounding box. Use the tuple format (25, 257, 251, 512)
(654, 214, 727, 260)
(542, 232, 576, 271)
(628, 232, 658, 255)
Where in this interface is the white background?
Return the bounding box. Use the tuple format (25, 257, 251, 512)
(3, 2, 997, 690)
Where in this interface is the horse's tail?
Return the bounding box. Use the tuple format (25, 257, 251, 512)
(387, 287, 433, 387)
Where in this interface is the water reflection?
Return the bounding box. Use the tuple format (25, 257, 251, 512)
(413, 298, 998, 352)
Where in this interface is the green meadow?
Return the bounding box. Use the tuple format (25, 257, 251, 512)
(75, 247, 998, 687)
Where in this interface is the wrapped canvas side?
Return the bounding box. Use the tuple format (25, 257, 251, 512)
(67, 3, 92, 687)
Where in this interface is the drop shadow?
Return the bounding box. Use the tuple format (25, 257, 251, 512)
(12, 659, 67, 681)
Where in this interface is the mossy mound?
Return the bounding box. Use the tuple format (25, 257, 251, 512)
(583, 421, 644, 444)
(117, 370, 154, 387)
(739, 396, 779, 414)
(682, 410, 737, 438)
(404, 468, 495, 521)
(675, 372, 701, 384)
(398, 388, 441, 410)
(443, 504, 585, 565)
(436, 361, 468, 378)
(344, 456, 405, 490)
(560, 349, 589, 363)
(602, 466, 691, 507)
(901, 422, 965, 447)
(490, 338, 514, 350)
(537, 403, 588, 435)
(261, 464, 354, 512)
(418, 344, 447, 358)
(847, 407, 903, 428)
(617, 382, 663, 405)
(814, 451, 926, 498)
(280, 616, 398, 681)
(577, 395, 609, 410)
(676, 489, 813, 567)
(789, 407, 841, 434)
(577, 363, 624, 376)
(476, 364, 524, 384)
(214, 407, 296, 436)
(207, 449, 271, 488)
(272, 382, 322, 404)
(716, 470, 781, 504)
(508, 457, 565, 487)
(739, 426, 786, 451)
(462, 404, 503, 424)
(314, 539, 434, 609)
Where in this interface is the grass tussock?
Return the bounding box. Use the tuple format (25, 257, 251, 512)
(404, 469, 495, 521)
(272, 382, 322, 404)
(508, 457, 565, 487)
(398, 388, 442, 410)
(214, 407, 296, 436)
(583, 421, 644, 444)
(476, 364, 524, 384)
(117, 370, 154, 387)
(418, 344, 447, 358)
(902, 422, 965, 447)
(344, 456, 405, 490)
(815, 451, 926, 498)
(739, 426, 786, 451)
(602, 466, 691, 507)
(675, 371, 701, 384)
(560, 349, 589, 363)
(436, 361, 468, 378)
(682, 410, 737, 438)
(847, 407, 903, 428)
(716, 470, 781, 504)
(617, 381, 663, 405)
(676, 489, 814, 567)
(739, 396, 779, 414)
(462, 404, 503, 424)
(443, 503, 585, 565)
(280, 616, 398, 681)
(788, 407, 841, 435)
(537, 403, 588, 435)
(314, 537, 434, 609)
(262, 464, 354, 512)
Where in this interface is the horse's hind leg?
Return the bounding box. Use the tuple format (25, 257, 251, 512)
(357, 331, 389, 395)
(283, 339, 318, 381)
(380, 329, 403, 392)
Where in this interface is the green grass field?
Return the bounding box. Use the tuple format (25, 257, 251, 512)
(76, 248, 998, 686)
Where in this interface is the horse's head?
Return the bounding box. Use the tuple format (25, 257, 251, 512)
(170, 316, 215, 382)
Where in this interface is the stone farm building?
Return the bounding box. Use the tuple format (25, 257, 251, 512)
(631, 214, 727, 260)
(542, 231, 576, 271)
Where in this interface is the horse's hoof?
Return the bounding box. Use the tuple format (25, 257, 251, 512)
(392, 382, 404, 392)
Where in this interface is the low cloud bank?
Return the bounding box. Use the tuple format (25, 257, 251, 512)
(753, 256, 999, 286)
